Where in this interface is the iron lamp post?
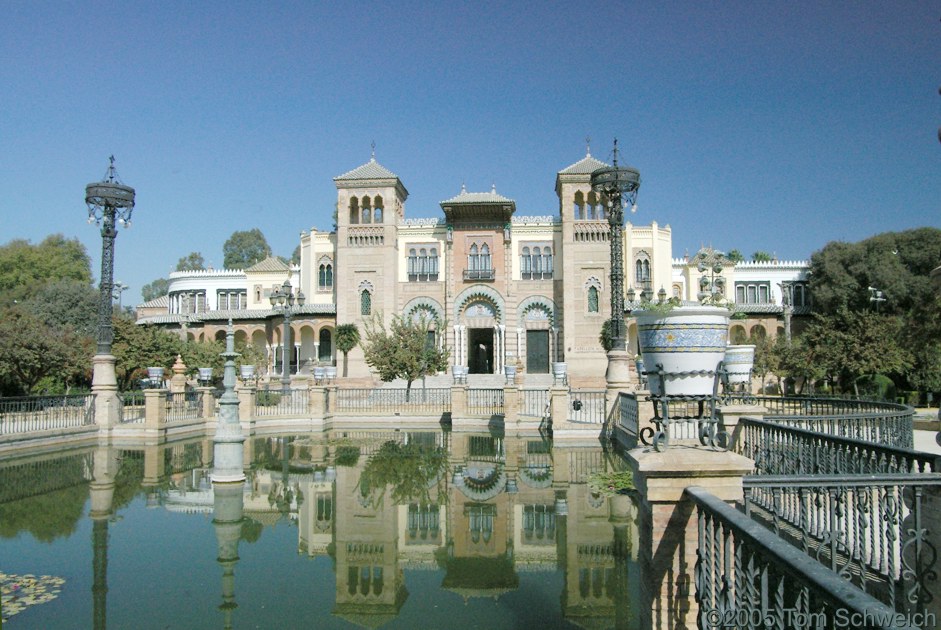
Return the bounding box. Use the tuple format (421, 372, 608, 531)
(590, 141, 640, 385)
(269, 279, 305, 392)
(86, 157, 135, 356)
(85, 157, 135, 430)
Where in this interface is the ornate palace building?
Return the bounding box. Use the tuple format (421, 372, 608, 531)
(137, 151, 809, 385)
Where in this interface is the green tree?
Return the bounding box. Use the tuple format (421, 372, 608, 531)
(141, 277, 169, 302)
(809, 228, 941, 315)
(0, 235, 92, 302)
(752, 251, 773, 262)
(599, 318, 614, 353)
(799, 310, 911, 396)
(21, 280, 99, 337)
(223, 228, 271, 270)
(335, 323, 360, 377)
(808, 228, 941, 396)
(0, 307, 78, 395)
(176, 252, 206, 271)
(726, 249, 745, 263)
(111, 316, 183, 390)
(291, 245, 300, 265)
(362, 313, 449, 400)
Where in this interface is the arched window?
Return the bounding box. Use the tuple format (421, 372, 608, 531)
(532, 247, 542, 276)
(408, 248, 417, 278)
(587, 192, 601, 219)
(361, 196, 372, 224)
(318, 329, 332, 362)
(318, 258, 334, 290)
(587, 286, 599, 313)
(480, 244, 491, 270)
(521, 247, 532, 278)
(574, 191, 585, 220)
(349, 197, 359, 224)
(429, 248, 438, 278)
(419, 248, 428, 275)
(360, 289, 371, 316)
(543, 247, 552, 278)
(373, 195, 384, 223)
(469, 244, 479, 271)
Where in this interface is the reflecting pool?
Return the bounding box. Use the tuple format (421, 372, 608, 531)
(0, 430, 641, 629)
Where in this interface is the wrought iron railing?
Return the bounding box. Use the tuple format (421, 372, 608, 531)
(120, 391, 145, 423)
(334, 388, 450, 414)
(253, 388, 310, 416)
(164, 391, 204, 422)
(618, 392, 639, 438)
(687, 486, 912, 630)
(743, 473, 941, 613)
(724, 394, 914, 449)
(568, 390, 606, 424)
(739, 417, 940, 475)
(467, 388, 504, 416)
(0, 394, 95, 434)
(520, 389, 549, 418)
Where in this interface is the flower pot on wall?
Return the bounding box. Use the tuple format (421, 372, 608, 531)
(724, 345, 755, 385)
(635, 305, 730, 396)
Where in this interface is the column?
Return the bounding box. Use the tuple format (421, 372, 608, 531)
(627, 447, 753, 629)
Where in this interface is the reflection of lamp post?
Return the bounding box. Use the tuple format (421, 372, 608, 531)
(269, 279, 305, 392)
(868, 286, 886, 311)
(86, 157, 136, 429)
(590, 140, 641, 383)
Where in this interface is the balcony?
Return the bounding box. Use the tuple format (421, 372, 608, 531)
(463, 269, 495, 281)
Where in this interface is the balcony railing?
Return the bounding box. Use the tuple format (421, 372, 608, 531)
(463, 269, 495, 281)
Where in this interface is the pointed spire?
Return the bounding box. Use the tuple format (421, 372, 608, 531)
(370, 140, 376, 161)
(585, 136, 591, 157)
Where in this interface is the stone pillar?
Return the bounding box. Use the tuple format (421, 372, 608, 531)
(503, 385, 519, 425)
(309, 384, 326, 419)
(550, 385, 568, 427)
(451, 383, 467, 418)
(627, 446, 753, 630)
(717, 404, 767, 450)
(237, 386, 255, 424)
(144, 389, 166, 434)
(169, 355, 187, 393)
(92, 354, 120, 432)
(198, 386, 215, 419)
(326, 385, 337, 413)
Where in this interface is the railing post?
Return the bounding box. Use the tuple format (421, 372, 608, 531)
(237, 385, 255, 431)
(308, 382, 326, 420)
(451, 383, 467, 418)
(326, 385, 337, 413)
(627, 446, 754, 629)
(717, 403, 766, 450)
(198, 386, 215, 419)
(503, 384, 519, 425)
(550, 385, 568, 427)
(144, 389, 166, 434)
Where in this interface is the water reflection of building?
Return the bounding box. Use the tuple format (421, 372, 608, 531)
(288, 429, 640, 627)
(332, 434, 409, 628)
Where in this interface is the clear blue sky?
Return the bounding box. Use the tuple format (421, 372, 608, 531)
(2, 1, 939, 304)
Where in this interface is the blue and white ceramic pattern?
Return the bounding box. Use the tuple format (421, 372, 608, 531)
(634, 306, 730, 396)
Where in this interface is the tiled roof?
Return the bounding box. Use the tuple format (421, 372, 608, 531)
(440, 185, 514, 205)
(334, 158, 398, 181)
(245, 256, 290, 273)
(139, 295, 169, 308)
(558, 153, 609, 175)
(136, 303, 337, 326)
